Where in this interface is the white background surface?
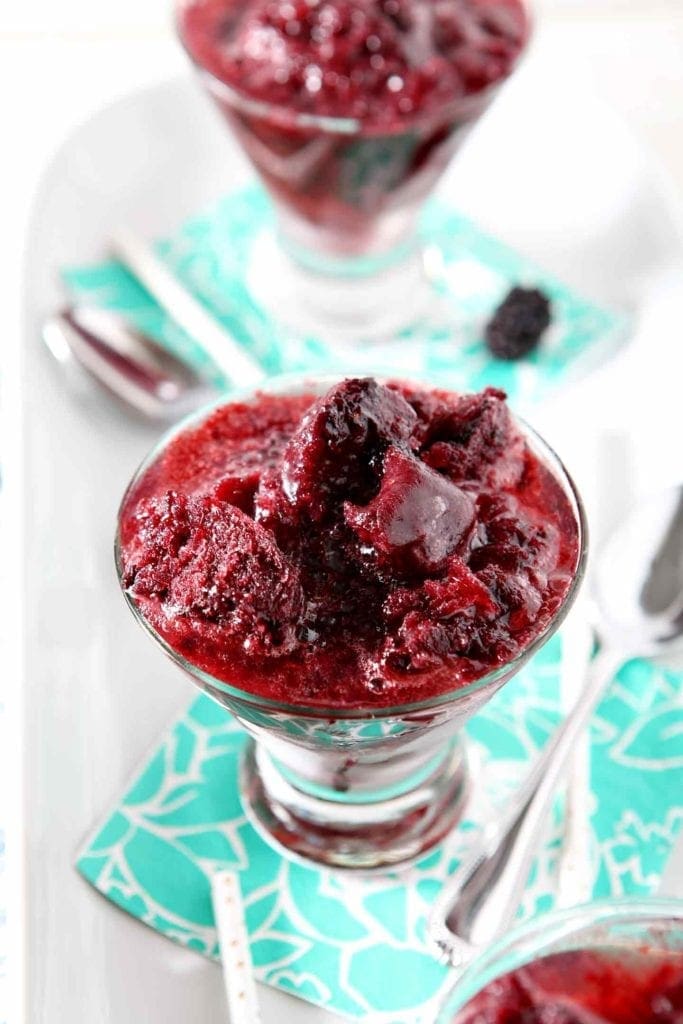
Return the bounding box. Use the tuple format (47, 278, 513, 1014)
(3, 2, 683, 1023)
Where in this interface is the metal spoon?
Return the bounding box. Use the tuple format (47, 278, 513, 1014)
(429, 485, 683, 968)
(42, 306, 216, 421)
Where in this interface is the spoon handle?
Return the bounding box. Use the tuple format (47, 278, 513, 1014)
(428, 644, 627, 967)
(111, 230, 265, 389)
(556, 608, 598, 908)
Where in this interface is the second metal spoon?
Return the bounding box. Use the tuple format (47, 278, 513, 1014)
(429, 485, 683, 967)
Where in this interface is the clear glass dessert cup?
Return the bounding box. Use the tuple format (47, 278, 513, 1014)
(436, 898, 683, 1022)
(115, 374, 587, 872)
(174, 2, 533, 340)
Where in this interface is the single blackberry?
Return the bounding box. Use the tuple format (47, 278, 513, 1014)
(485, 286, 552, 360)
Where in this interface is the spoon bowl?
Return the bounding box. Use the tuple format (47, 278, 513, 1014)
(594, 485, 683, 652)
(42, 305, 216, 421)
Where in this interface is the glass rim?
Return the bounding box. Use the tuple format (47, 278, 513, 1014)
(174, 0, 534, 138)
(437, 896, 683, 1021)
(115, 371, 588, 720)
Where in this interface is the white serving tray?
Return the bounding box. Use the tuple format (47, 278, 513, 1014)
(16, 63, 683, 1023)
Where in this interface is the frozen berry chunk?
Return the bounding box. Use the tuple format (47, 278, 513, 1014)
(345, 447, 475, 576)
(211, 455, 263, 512)
(381, 556, 499, 671)
(281, 377, 417, 521)
(420, 387, 522, 485)
(471, 493, 559, 574)
(485, 286, 552, 361)
(469, 493, 560, 633)
(122, 491, 304, 656)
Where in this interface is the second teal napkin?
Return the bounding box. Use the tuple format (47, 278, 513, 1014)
(63, 185, 628, 405)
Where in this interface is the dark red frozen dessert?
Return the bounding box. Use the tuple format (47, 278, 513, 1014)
(177, 0, 530, 254)
(119, 378, 580, 708)
(180, 0, 529, 123)
(450, 947, 683, 1024)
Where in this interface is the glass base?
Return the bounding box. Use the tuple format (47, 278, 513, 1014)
(245, 229, 433, 344)
(239, 737, 470, 871)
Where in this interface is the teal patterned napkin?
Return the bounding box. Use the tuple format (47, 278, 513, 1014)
(62, 185, 628, 404)
(70, 186, 668, 1020)
(77, 635, 683, 1023)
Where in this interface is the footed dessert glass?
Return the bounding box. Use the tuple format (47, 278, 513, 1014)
(175, 0, 532, 339)
(116, 375, 586, 871)
(437, 899, 683, 1022)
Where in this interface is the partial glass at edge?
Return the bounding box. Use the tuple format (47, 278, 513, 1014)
(436, 899, 683, 1023)
(116, 374, 587, 871)
(174, 1, 533, 339)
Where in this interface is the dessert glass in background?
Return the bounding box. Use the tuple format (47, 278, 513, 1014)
(116, 375, 586, 871)
(437, 900, 683, 1023)
(175, 0, 532, 339)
